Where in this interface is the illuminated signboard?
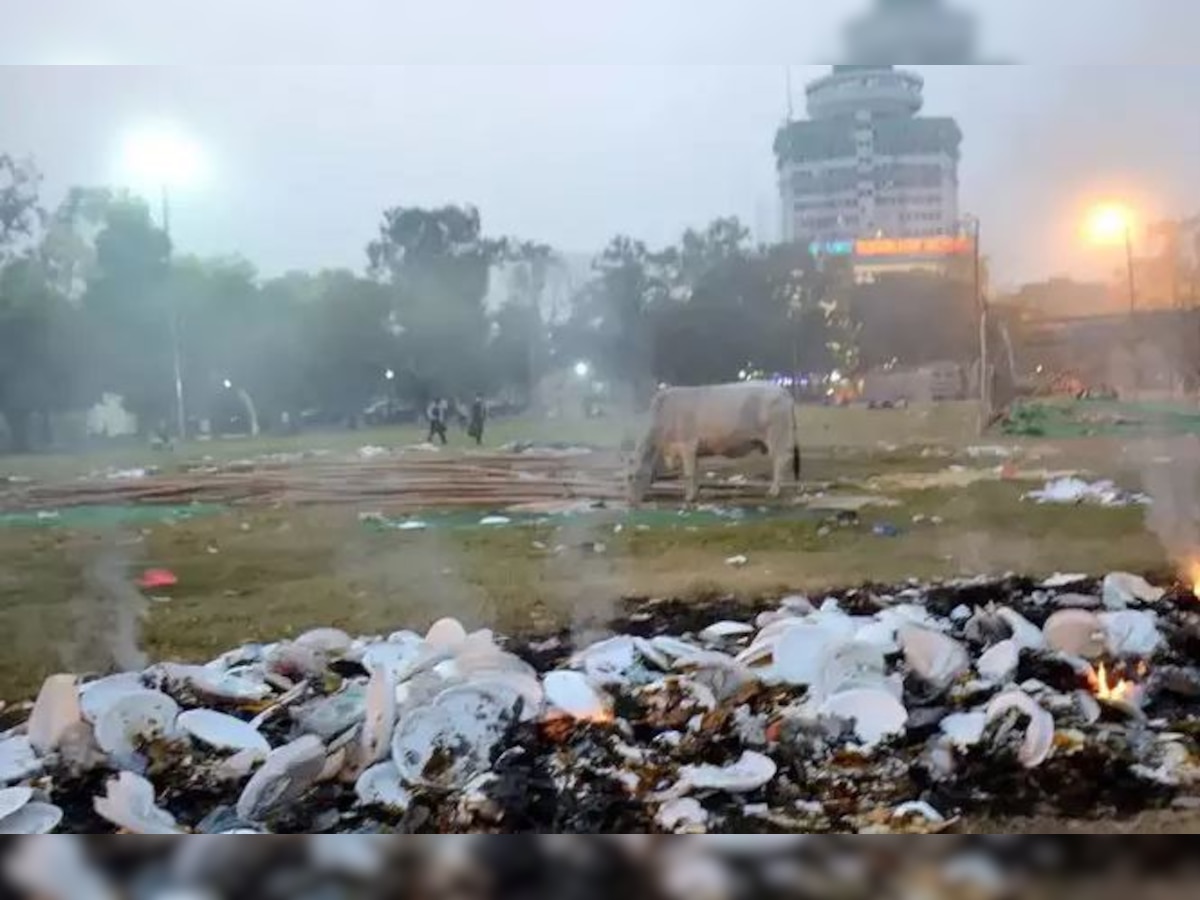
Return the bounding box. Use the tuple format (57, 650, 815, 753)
(856, 236, 973, 257)
(809, 240, 855, 257)
(810, 236, 973, 258)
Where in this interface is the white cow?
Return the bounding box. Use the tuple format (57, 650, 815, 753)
(629, 382, 801, 505)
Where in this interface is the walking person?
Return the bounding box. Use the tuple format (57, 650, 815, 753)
(467, 394, 487, 446)
(426, 396, 448, 445)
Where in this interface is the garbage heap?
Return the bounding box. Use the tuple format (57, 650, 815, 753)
(2, 571, 1199, 834)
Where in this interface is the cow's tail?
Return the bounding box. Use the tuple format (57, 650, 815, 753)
(791, 401, 801, 482)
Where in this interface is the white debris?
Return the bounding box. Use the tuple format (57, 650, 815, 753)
(1100, 610, 1164, 657)
(899, 625, 970, 691)
(1102, 572, 1166, 609)
(725, 554, 749, 568)
(939, 712, 988, 749)
(995, 608, 1047, 651)
(93, 690, 180, 768)
(355, 762, 412, 810)
(0, 738, 41, 785)
(94, 772, 183, 834)
(1025, 477, 1148, 507)
(699, 621, 756, 643)
(986, 691, 1056, 769)
(819, 688, 909, 748)
(0, 802, 63, 834)
(977, 640, 1020, 684)
(27, 675, 82, 756)
(544, 671, 611, 720)
(679, 751, 777, 794)
(237, 736, 327, 822)
(1043, 573, 1088, 589)
(893, 800, 946, 824)
(391, 686, 515, 790)
(656, 797, 709, 833)
(1043, 609, 1108, 659)
(177, 710, 270, 757)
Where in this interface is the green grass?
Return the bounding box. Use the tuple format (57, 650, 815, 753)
(0, 403, 985, 483)
(0, 475, 1168, 702)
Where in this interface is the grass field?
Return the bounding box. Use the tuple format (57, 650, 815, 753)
(0, 402, 982, 482)
(0, 402, 1177, 702)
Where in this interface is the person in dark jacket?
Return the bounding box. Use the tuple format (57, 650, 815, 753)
(467, 394, 487, 446)
(426, 397, 448, 445)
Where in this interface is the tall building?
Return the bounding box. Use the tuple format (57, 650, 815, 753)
(775, 64, 962, 247)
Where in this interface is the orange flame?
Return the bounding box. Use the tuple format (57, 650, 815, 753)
(1189, 561, 1200, 599)
(1088, 663, 1139, 705)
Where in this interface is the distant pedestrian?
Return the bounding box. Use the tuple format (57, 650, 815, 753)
(467, 394, 487, 446)
(426, 397, 448, 445)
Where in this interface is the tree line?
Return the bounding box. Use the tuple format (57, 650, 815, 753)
(0, 154, 977, 452)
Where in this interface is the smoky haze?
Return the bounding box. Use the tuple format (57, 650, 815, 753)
(0, 3, 1199, 285)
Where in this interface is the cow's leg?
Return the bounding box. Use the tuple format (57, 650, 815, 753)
(769, 449, 789, 498)
(682, 444, 700, 504)
(766, 419, 794, 499)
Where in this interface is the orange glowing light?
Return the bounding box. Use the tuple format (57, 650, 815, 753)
(1187, 561, 1200, 599)
(1088, 663, 1139, 705)
(1085, 204, 1135, 247)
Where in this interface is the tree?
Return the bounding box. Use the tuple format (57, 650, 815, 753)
(0, 258, 82, 451)
(0, 157, 83, 451)
(564, 235, 676, 405)
(80, 197, 172, 431)
(367, 205, 508, 398)
(496, 241, 559, 399)
(297, 270, 396, 422)
(0, 155, 42, 253)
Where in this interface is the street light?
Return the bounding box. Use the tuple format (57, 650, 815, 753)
(574, 361, 591, 379)
(121, 126, 207, 441)
(1086, 203, 1138, 316)
(385, 369, 396, 382)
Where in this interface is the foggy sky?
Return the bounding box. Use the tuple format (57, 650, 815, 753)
(3, 1, 1200, 287)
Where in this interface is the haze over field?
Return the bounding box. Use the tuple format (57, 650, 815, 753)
(2, 1, 1200, 284)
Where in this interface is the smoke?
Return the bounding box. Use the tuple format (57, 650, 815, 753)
(59, 549, 148, 675)
(1138, 436, 1200, 571)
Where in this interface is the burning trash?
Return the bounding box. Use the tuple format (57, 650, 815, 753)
(0, 571, 1199, 833)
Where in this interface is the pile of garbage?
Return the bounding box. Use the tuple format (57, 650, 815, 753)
(2, 571, 1199, 834)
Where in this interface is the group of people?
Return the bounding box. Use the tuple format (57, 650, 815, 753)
(425, 394, 487, 446)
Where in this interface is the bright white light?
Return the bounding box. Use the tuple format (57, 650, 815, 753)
(385, 369, 396, 381)
(830, 370, 844, 384)
(121, 125, 207, 188)
(222, 379, 233, 390)
(738, 369, 748, 381)
(574, 361, 591, 379)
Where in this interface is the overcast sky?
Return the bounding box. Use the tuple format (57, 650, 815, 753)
(3, 1, 1200, 287)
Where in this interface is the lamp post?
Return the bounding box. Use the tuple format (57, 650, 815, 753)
(962, 215, 989, 433)
(122, 127, 205, 440)
(1086, 204, 1138, 317)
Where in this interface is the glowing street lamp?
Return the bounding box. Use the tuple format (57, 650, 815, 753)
(121, 125, 207, 441)
(1085, 203, 1138, 316)
(385, 369, 396, 381)
(574, 361, 591, 379)
(121, 126, 206, 234)
(1086, 204, 1134, 247)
